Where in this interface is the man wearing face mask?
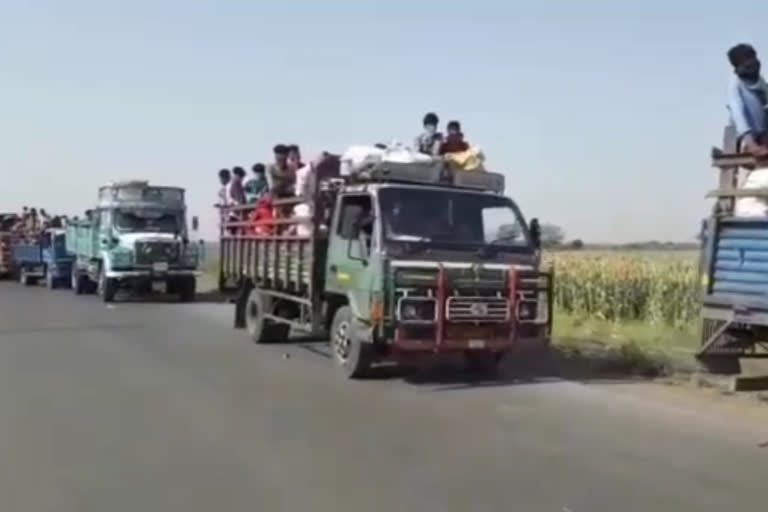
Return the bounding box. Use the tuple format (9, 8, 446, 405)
(728, 44, 768, 216)
(415, 112, 443, 156)
(727, 44, 768, 157)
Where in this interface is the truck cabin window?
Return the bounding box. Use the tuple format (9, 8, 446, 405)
(337, 195, 374, 248)
(379, 188, 530, 251)
(114, 209, 181, 233)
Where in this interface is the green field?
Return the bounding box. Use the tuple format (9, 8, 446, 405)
(548, 250, 700, 366)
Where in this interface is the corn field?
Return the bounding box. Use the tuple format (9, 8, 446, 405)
(547, 251, 699, 327)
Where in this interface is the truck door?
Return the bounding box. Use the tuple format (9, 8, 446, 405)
(326, 193, 379, 320)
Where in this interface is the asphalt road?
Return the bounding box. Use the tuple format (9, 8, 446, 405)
(1, 282, 768, 512)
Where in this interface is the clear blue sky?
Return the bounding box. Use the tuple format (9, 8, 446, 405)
(2, 0, 767, 242)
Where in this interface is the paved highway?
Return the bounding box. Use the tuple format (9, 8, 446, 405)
(1, 282, 767, 511)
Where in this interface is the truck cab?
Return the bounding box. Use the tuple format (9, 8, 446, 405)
(68, 180, 201, 302)
(222, 159, 552, 379)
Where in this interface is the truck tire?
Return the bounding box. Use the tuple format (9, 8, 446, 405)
(245, 288, 290, 343)
(330, 306, 373, 379)
(178, 277, 196, 303)
(45, 269, 57, 290)
(72, 268, 86, 295)
(97, 267, 117, 303)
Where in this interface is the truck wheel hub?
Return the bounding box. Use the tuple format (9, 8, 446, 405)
(334, 321, 351, 361)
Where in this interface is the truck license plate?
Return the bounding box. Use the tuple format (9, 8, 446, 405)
(152, 262, 169, 273)
(152, 281, 167, 293)
(468, 339, 486, 349)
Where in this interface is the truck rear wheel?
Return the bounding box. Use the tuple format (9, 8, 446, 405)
(330, 306, 373, 379)
(245, 288, 290, 343)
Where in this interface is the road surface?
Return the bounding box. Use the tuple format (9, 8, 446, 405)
(1, 282, 767, 512)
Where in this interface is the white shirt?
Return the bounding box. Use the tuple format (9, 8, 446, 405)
(295, 164, 315, 200)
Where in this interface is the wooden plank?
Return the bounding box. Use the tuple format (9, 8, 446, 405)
(706, 188, 768, 199)
(731, 374, 768, 392)
(711, 152, 768, 169)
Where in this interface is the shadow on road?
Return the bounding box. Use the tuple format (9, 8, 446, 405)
(408, 345, 665, 391)
(290, 339, 668, 391)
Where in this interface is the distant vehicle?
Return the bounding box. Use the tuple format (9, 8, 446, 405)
(698, 148, 768, 374)
(0, 213, 19, 279)
(67, 180, 201, 302)
(218, 158, 553, 379)
(11, 229, 74, 288)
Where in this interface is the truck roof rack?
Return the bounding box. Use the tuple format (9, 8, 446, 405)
(102, 180, 150, 188)
(349, 161, 505, 194)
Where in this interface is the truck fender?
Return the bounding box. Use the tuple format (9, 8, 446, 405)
(344, 292, 374, 345)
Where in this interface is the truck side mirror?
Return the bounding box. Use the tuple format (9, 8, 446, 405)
(529, 218, 541, 250)
(191, 216, 199, 232)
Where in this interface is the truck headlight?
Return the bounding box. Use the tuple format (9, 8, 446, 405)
(396, 298, 437, 323)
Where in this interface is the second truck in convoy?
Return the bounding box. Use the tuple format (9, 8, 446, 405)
(67, 180, 202, 302)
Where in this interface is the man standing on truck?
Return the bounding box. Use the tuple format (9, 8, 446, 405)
(217, 169, 232, 207)
(727, 44, 768, 216)
(267, 144, 295, 198)
(727, 44, 768, 156)
(244, 163, 268, 203)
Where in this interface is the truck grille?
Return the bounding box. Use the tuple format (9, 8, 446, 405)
(135, 241, 179, 265)
(446, 297, 509, 323)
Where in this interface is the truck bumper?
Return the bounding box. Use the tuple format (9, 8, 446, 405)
(106, 270, 201, 279)
(390, 336, 550, 353)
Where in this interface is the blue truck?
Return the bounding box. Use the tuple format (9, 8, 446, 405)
(698, 149, 768, 374)
(11, 229, 75, 289)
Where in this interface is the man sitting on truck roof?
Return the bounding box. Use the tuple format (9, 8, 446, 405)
(415, 112, 443, 156)
(440, 120, 470, 154)
(727, 43, 768, 156)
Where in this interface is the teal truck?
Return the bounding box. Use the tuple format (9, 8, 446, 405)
(67, 180, 201, 302)
(219, 158, 553, 379)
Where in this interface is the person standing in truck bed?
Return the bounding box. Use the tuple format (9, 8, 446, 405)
(727, 44, 768, 216)
(727, 44, 768, 156)
(267, 144, 296, 198)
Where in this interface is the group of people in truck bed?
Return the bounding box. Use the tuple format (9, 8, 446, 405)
(2, 207, 67, 237)
(216, 144, 331, 236)
(214, 112, 489, 237)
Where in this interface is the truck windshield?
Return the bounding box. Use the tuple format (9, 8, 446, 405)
(115, 209, 181, 233)
(379, 188, 530, 250)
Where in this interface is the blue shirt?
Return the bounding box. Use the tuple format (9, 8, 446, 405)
(727, 76, 768, 139)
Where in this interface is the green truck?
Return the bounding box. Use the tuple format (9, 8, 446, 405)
(220, 159, 553, 378)
(67, 180, 201, 302)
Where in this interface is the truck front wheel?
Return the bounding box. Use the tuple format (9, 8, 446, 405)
(245, 288, 289, 344)
(97, 267, 117, 303)
(330, 306, 373, 379)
